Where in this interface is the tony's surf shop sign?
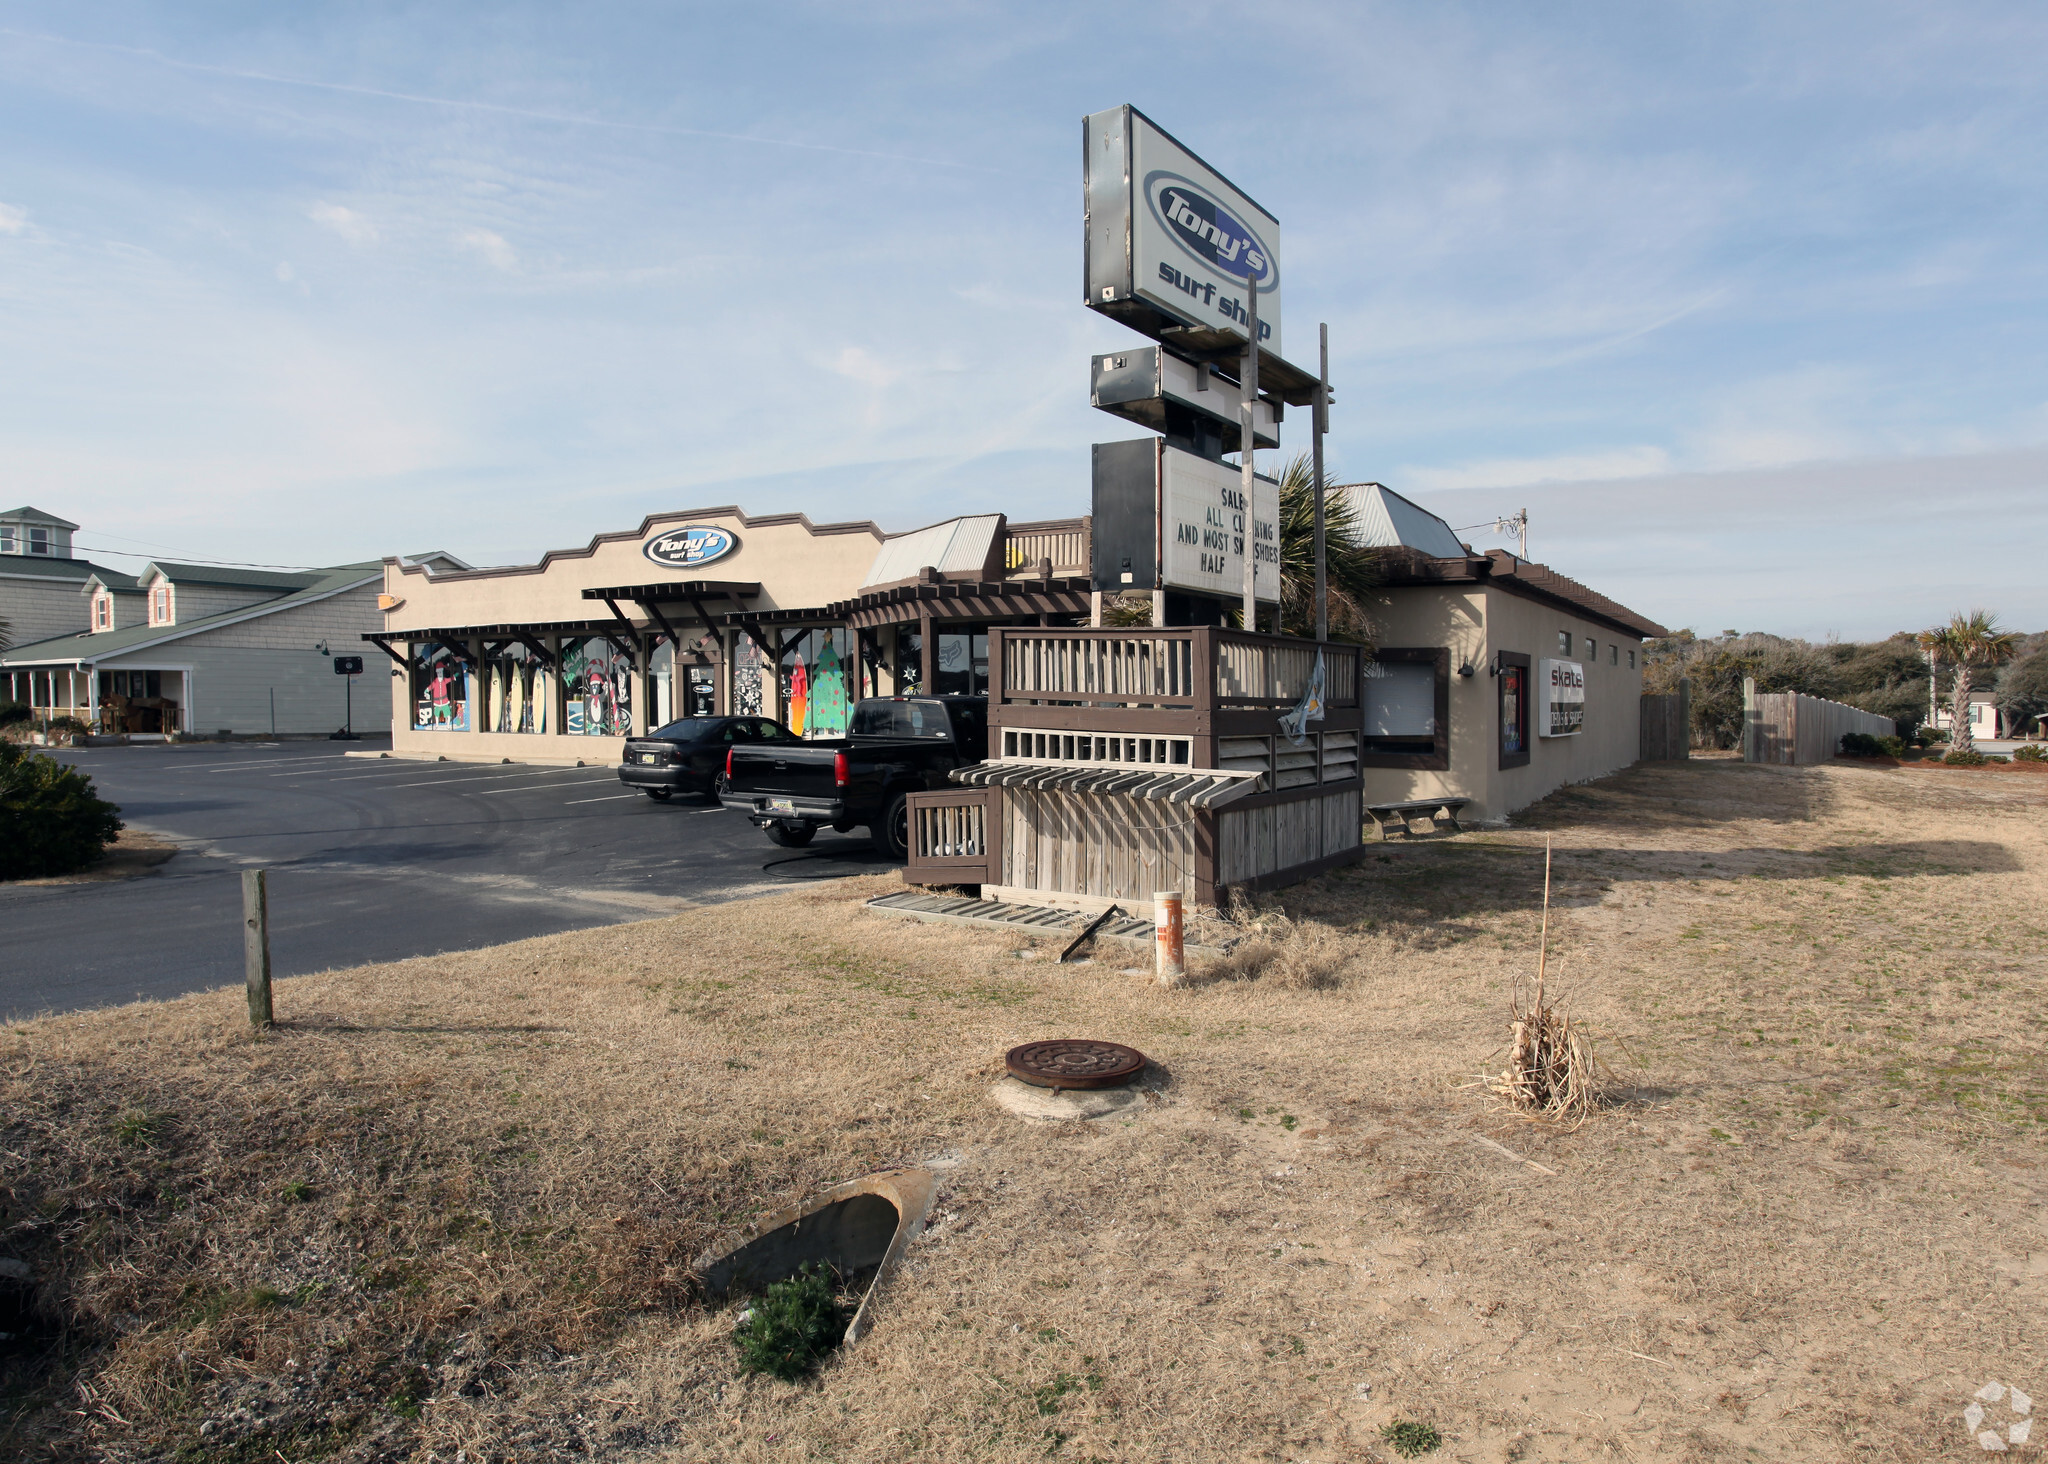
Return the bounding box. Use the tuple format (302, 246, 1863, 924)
(643, 524, 738, 569)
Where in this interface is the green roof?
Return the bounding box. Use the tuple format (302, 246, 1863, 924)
(0, 505, 81, 530)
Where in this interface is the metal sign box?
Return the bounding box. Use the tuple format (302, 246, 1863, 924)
(1091, 345, 1278, 460)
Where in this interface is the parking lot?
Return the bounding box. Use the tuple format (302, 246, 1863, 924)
(0, 740, 891, 1020)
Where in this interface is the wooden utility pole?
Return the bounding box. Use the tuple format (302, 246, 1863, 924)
(1239, 277, 1260, 630)
(242, 869, 273, 1029)
(1313, 322, 1329, 643)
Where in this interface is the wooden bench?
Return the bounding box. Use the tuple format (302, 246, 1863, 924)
(1366, 797, 1470, 841)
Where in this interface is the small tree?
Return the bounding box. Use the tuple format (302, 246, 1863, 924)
(1918, 611, 2019, 755)
(1996, 649, 2048, 739)
(0, 741, 124, 879)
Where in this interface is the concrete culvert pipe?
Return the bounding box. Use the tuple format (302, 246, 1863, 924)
(695, 1167, 936, 1344)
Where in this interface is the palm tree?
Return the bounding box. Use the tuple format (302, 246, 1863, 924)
(1918, 610, 2019, 754)
(1100, 453, 1382, 644)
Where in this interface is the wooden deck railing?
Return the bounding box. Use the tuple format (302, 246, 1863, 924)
(902, 786, 993, 886)
(995, 627, 1360, 711)
(1000, 518, 1089, 576)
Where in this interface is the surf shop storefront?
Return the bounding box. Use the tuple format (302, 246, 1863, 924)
(371, 508, 889, 761)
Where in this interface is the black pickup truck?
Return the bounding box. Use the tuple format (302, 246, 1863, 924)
(721, 695, 987, 858)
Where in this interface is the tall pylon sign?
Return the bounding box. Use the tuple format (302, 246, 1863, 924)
(1081, 105, 1326, 630)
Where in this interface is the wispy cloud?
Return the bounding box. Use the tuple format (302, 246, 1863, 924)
(308, 202, 378, 247)
(0, 203, 26, 234)
(456, 228, 518, 273)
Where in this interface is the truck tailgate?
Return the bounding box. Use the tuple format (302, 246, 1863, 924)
(725, 743, 843, 800)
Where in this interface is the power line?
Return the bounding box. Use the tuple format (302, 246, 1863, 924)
(69, 540, 326, 572)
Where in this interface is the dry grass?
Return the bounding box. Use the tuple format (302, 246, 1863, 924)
(3, 757, 2046, 1462)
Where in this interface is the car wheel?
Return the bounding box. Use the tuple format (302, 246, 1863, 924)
(643, 788, 673, 802)
(877, 793, 911, 861)
(701, 773, 727, 806)
(765, 822, 815, 848)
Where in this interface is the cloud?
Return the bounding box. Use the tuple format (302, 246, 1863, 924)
(0, 203, 26, 234)
(457, 228, 518, 272)
(1401, 446, 1673, 493)
(308, 202, 378, 246)
(274, 261, 295, 282)
(822, 346, 900, 391)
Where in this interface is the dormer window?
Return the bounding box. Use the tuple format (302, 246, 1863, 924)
(0, 526, 14, 553)
(151, 586, 171, 624)
(28, 527, 50, 555)
(94, 594, 112, 630)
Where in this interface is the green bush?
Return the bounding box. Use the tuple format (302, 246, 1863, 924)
(0, 700, 28, 728)
(1839, 732, 1905, 758)
(1941, 748, 1987, 767)
(731, 1263, 847, 1381)
(1381, 1419, 1444, 1457)
(1917, 727, 1949, 746)
(0, 741, 124, 878)
(2015, 744, 2046, 762)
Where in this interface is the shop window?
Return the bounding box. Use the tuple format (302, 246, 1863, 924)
(410, 645, 471, 731)
(1583, 636, 1596, 660)
(1360, 648, 1449, 770)
(482, 642, 549, 734)
(732, 634, 764, 716)
(896, 631, 923, 694)
(562, 638, 632, 736)
(1628, 648, 1636, 670)
(1497, 651, 1532, 770)
(1609, 643, 1618, 666)
(935, 631, 989, 697)
(778, 628, 852, 738)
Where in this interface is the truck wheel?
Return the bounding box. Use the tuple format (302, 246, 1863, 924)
(877, 794, 911, 861)
(643, 788, 673, 802)
(766, 822, 815, 848)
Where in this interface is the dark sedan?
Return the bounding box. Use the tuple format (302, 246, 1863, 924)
(617, 716, 797, 803)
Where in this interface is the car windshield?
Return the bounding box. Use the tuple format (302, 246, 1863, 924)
(650, 718, 722, 740)
(850, 700, 952, 738)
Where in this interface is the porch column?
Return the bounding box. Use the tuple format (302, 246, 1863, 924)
(470, 639, 486, 740)
(918, 611, 934, 693)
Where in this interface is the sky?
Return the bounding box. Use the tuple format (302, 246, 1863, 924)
(1, 2, 2044, 640)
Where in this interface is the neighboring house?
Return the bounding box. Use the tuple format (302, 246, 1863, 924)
(2, 548, 462, 737)
(1932, 690, 2003, 741)
(0, 505, 139, 650)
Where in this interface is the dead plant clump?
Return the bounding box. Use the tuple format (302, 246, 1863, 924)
(1489, 840, 1602, 1125)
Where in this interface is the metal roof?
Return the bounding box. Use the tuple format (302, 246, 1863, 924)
(951, 761, 1259, 808)
(1338, 483, 1470, 559)
(862, 515, 1002, 588)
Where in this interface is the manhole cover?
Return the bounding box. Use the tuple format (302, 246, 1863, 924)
(1005, 1039, 1147, 1091)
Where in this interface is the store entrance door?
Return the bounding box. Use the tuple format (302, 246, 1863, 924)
(685, 666, 716, 717)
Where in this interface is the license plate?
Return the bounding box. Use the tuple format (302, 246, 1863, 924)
(767, 798, 796, 816)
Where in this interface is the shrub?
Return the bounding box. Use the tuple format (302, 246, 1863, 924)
(1917, 727, 1949, 746)
(731, 1263, 847, 1381)
(1839, 732, 1905, 759)
(2015, 744, 2046, 762)
(1381, 1419, 1444, 1457)
(0, 741, 124, 878)
(0, 700, 28, 728)
(1941, 748, 1986, 767)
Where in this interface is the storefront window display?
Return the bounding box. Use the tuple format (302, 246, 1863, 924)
(412, 645, 471, 732)
(732, 634, 763, 716)
(483, 642, 549, 735)
(779, 628, 852, 738)
(896, 631, 922, 693)
(935, 631, 989, 696)
(562, 637, 633, 737)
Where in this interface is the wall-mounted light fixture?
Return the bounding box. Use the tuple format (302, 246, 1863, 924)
(1486, 650, 1505, 678)
(1457, 660, 1475, 678)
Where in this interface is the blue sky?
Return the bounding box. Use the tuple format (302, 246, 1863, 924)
(2, 2, 2044, 639)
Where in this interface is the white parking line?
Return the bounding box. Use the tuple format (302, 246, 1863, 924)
(478, 778, 621, 793)
(565, 793, 640, 804)
(388, 768, 599, 788)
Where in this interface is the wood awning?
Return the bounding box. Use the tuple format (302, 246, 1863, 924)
(950, 761, 1259, 808)
(735, 577, 1093, 632)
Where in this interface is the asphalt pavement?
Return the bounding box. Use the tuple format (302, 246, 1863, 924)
(1, 740, 892, 1020)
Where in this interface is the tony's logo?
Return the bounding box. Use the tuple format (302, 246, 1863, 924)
(1145, 172, 1276, 293)
(642, 525, 737, 569)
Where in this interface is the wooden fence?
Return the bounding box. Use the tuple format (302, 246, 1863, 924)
(1639, 680, 1691, 760)
(1743, 683, 1896, 765)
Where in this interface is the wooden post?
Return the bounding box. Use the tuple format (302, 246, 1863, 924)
(243, 869, 273, 1029)
(918, 611, 935, 694)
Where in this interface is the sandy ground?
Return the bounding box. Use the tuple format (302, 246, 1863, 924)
(3, 756, 2044, 1463)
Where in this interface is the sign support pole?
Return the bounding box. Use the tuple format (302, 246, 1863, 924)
(1313, 322, 1328, 643)
(1239, 278, 1260, 631)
